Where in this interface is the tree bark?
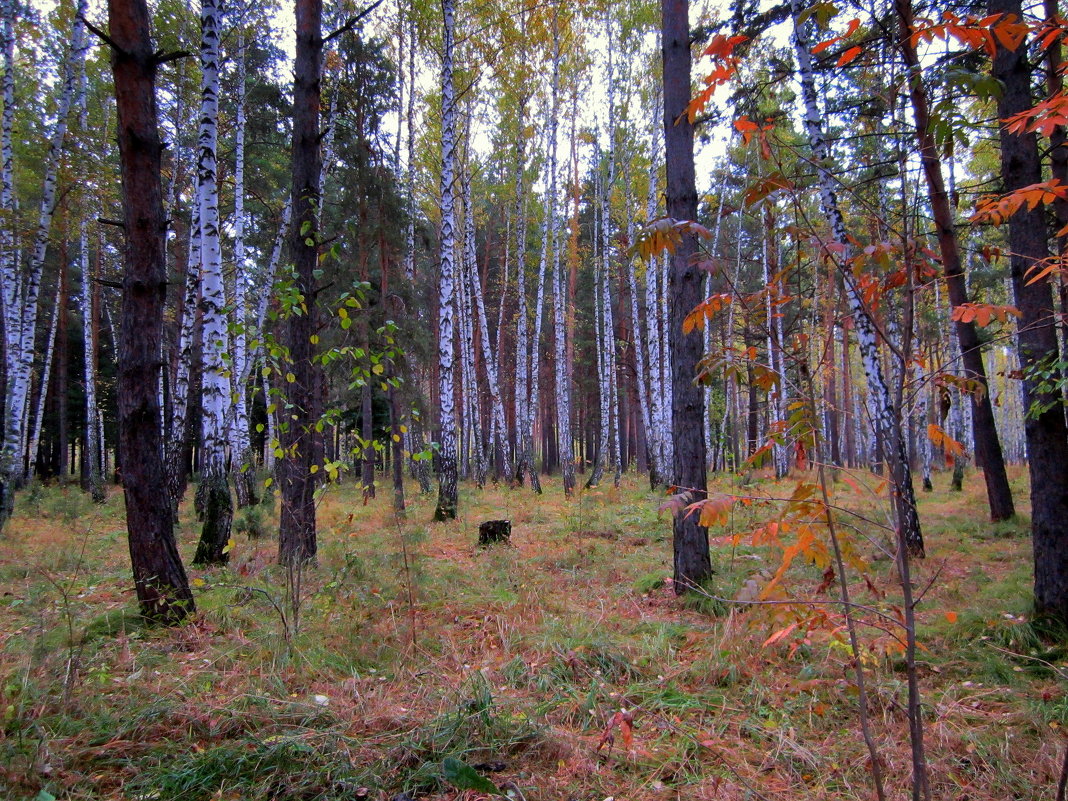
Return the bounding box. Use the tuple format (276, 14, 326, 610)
(193, 0, 233, 566)
(433, 0, 459, 520)
(896, 0, 1015, 520)
(279, 0, 323, 564)
(662, 0, 711, 593)
(546, 18, 574, 497)
(0, 0, 87, 527)
(230, 32, 257, 510)
(80, 220, 104, 501)
(792, 2, 924, 557)
(990, 0, 1068, 626)
(109, 0, 195, 623)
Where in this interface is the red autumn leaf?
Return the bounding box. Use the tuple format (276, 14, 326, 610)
(596, 709, 635, 752)
(836, 45, 863, 66)
(763, 622, 798, 648)
(702, 33, 748, 59)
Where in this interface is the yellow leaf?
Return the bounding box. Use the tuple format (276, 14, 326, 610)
(222, 538, 236, 555)
(192, 578, 206, 588)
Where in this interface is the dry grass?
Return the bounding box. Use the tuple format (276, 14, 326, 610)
(0, 464, 1062, 800)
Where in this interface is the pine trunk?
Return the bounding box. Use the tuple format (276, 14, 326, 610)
(109, 0, 195, 623)
(278, 0, 324, 564)
(990, 0, 1068, 626)
(662, 0, 710, 592)
(896, 0, 1014, 520)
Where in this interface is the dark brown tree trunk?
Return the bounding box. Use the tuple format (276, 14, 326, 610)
(897, 0, 1015, 521)
(278, 0, 322, 565)
(662, 0, 710, 593)
(108, 0, 194, 624)
(990, 0, 1068, 627)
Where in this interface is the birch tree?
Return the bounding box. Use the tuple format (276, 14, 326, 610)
(433, 0, 459, 520)
(229, 30, 257, 510)
(79, 219, 104, 502)
(546, 16, 574, 497)
(790, 2, 924, 557)
(0, 0, 88, 529)
(193, 0, 233, 566)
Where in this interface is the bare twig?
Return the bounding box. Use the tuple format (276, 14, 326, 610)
(323, 0, 385, 43)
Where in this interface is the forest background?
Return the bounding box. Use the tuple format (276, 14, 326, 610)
(1, 0, 1068, 798)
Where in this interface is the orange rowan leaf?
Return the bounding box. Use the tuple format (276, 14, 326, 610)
(945, 611, 958, 623)
(951, 302, 1020, 326)
(836, 45, 863, 66)
(743, 172, 793, 206)
(693, 494, 734, 527)
(928, 424, 966, 465)
(763, 622, 799, 648)
(701, 33, 748, 59)
(991, 15, 1027, 51)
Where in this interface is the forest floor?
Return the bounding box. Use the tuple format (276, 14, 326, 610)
(0, 464, 1063, 801)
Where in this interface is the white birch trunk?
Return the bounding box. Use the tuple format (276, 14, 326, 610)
(1, 0, 86, 525)
(193, 0, 233, 563)
(457, 190, 483, 485)
(644, 96, 665, 486)
(26, 280, 61, 481)
(626, 185, 653, 481)
(433, 0, 459, 519)
(512, 124, 539, 489)
(465, 170, 509, 477)
(792, 3, 924, 555)
(546, 21, 573, 496)
(79, 219, 103, 501)
(166, 151, 202, 513)
(230, 33, 256, 507)
(762, 208, 788, 478)
(588, 152, 610, 487)
(659, 251, 673, 472)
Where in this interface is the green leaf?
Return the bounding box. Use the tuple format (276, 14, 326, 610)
(441, 758, 499, 795)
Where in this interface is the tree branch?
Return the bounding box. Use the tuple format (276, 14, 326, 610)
(323, 0, 385, 43)
(79, 16, 124, 55)
(154, 49, 191, 66)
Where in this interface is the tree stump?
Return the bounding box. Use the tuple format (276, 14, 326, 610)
(479, 519, 511, 546)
